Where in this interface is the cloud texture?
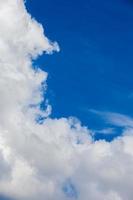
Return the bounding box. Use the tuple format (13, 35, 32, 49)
(0, 1, 133, 200)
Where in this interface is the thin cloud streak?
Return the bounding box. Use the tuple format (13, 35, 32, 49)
(90, 109, 133, 128)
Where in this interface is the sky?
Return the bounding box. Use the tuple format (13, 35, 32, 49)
(26, 0, 133, 140)
(1, 0, 133, 200)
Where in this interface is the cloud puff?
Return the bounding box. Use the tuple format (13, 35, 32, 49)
(0, 1, 133, 200)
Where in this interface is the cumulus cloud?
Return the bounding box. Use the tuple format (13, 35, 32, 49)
(0, 1, 133, 200)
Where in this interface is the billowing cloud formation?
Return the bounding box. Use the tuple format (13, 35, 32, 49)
(0, 1, 133, 200)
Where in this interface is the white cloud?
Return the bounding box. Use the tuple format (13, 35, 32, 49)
(90, 109, 133, 128)
(94, 127, 115, 135)
(0, 1, 133, 200)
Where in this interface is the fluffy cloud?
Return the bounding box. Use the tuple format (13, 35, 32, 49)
(0, 1, 133, 200)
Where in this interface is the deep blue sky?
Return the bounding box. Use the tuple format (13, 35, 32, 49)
(26, 0, 133, 139)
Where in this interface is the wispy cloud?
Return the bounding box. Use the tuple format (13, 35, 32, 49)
(90, 109, 133, 128)
(94, 127, 115, 135)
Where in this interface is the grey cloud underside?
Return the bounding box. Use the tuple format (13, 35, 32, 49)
(0, 1, 133, 200)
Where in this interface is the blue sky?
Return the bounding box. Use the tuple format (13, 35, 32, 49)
(26, 0, 133, 140)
